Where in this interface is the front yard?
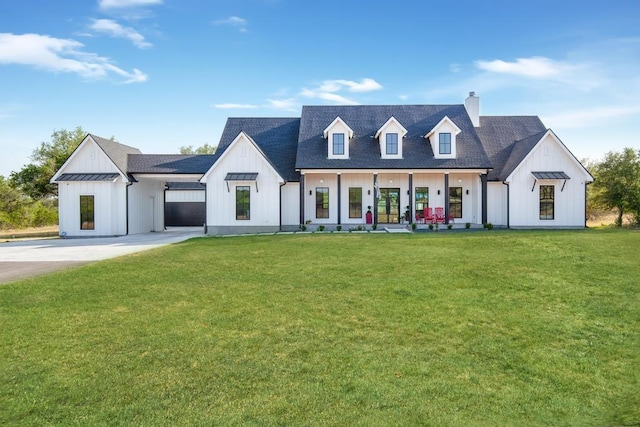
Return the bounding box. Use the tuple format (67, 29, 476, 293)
(1, 230, 638, 425)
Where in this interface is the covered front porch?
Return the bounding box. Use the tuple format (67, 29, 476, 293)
(299, 169, 489, 227)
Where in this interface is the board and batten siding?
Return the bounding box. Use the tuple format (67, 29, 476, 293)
(128, 178, 165, 234)
(165, 190, 205, 203)
(57, 179, 127, 236)
(204, 135, 284, 234)
(280, 182, 300, 228)
(507, 134, 590, 228)
(487, 182, 508, 226)
(58, 138, 121, 175)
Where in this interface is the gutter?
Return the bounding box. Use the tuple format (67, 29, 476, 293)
(502, 181, 510, 229)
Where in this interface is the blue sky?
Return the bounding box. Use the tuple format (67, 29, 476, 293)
(1, 0, 639, 177)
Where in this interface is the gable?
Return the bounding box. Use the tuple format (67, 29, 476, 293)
(505, 130, 594, 183)
(51, 135, 126, 182)
(201, 132, 284, 184)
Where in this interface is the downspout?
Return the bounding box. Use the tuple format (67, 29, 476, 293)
(299, 174, 305, 226)
(408, 173, 413, 222)
(279, 181, 286, 232)
(203, 182, 207, 235)
(125, 181, 132, 235)
(502, 181, 510, 229)
(163, 184, 167, 231)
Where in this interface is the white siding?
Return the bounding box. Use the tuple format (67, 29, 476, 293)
(128, 178, 165, 234)
(378, 120, 406, 159)
(165, 190, 205, 202)
(57, 179, 127, 236)
(448, 173, 480, 224)
(281, 182, 300, 226)
(340, 173, 374, 224)
(204, 135, 284, 229)
(59, 138, 121, 174)
(326, 120, 352, 159)
(507, 134, 589, 228)
(487, 182, 508, 226)
(413, 173, 446, 214)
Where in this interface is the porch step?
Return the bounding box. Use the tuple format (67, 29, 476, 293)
(384, 227, 411, 233)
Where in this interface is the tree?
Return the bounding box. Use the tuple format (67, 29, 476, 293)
(590, 148, 640, 226)
(10, 127, 87, 199)
(179, 143, 216, 154)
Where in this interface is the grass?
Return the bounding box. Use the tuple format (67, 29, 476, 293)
(1, 229, 639, 425)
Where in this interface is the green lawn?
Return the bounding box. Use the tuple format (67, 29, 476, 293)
(1, 230, 639, 426)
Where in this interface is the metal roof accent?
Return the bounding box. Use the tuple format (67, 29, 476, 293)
(532, 171, 570, 180)
(57, 173, 120, 181)
(224, 172, 258, 181)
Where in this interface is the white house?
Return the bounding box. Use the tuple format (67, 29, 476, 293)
(52, 93, 593, 236)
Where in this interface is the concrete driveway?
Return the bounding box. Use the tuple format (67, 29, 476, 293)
(0, 227, 205, 284)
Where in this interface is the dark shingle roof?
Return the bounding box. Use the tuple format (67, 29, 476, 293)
(295, 105, 492, 170)
(166, 182, 206, 190)
(58, 173, 120, 181)
(90, 134, 141, 174)
(214, 117, 301, 181)
(127, 154, 216, 174)
(475, 117, 547, 180)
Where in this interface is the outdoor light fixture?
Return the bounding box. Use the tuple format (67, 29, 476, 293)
(466, 189, 469, 195)
(309, 190, 312, 195)
(320, 179, 324, 183)
(389, 179, 393, 184)
(367, 190, 371, 195)
(437, 190, 441, 195)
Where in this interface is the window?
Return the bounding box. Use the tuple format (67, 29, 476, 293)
(415, 187, 429, 214)
(316, 187, 329, 218)
(236, 186, 250, 220)
(332, 133, 345, 156)
(386, 133, 398, 155)
(80, 195, 94, 230)
(349, 187, 362, 218)
(449, 187, 462, 218)
(540, 185, 554, 220)
(439, 133, 451, 154)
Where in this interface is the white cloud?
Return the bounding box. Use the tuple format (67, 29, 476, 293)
(299, 78, 382, 105)
(0, 33, 147, 83)
(543, 106, 640, 128)
(267, 98, 298, 111)
(99, 0, 162, 9)
(475, 56, 575, 79)
(89, 19, 151, 48)
(213, 16, 248, 32)
(213, 103, 258, 109)
(398, 94, 409, 101)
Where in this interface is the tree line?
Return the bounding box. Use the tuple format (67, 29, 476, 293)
(0, 127, 637, 230)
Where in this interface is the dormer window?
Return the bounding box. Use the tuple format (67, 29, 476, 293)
(439, 133, 451, 155)
(375, 117, 407, 159)
(386, 133, 398, 155)
(425, 116, 461, 159)
(333, 133, 345, 155)
(324, 116, 353, 159)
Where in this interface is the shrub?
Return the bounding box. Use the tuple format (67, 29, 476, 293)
(486, 223, 494, 230)
(336, 225, 342, 231)
(428, 223, 434, 230)
(357, 225, 364, 231)
(372, 224, 377, 230)
(317, 225, 325, 232)
(411, 223, 417, 230)
(447, 224, 453, 230)
(465, 222, 471, 229)
(300, 224, 307, 231)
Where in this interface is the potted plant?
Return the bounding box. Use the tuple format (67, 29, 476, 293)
(365, 206, 373, 224)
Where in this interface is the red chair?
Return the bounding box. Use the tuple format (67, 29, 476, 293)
(424, 207, 434, 223)
(434, 207, 445, 224)
(448, 214, 455, 224)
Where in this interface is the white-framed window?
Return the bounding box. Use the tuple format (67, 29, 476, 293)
(439, 133, 451, 155)
(333, 133, 345, 156)
(386, 133, 398, 155)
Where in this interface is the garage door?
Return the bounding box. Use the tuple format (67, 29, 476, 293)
(165, 202, 206, 226)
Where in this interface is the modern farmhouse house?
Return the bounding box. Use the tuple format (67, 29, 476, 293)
(51, 93, 593, 236)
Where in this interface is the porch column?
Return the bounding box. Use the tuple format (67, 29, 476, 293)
(337, 173, 342, 225)
(444, 173, 450, 225)
(373, 173, 378, 224)
(481, 173, 488, 224)
(408, 173, 413, 222)
(300, 173, 305, 225)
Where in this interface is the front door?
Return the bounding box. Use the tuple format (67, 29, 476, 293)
(377, 188, 400, 223)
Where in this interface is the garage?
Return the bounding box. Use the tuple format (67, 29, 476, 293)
(164, 182, 206, 227)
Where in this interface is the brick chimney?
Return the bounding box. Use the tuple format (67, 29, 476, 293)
(465, 91, 480, 127)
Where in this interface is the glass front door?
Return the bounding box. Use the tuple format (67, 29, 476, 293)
(377, 188, 400, 223)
